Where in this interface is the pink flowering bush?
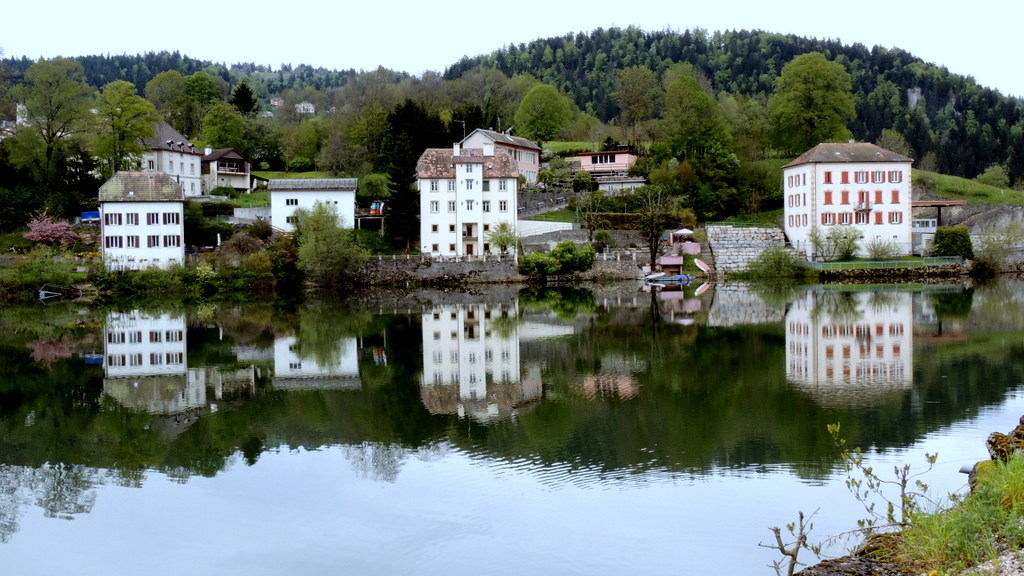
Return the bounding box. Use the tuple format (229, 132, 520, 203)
(22, 211, 81, 247)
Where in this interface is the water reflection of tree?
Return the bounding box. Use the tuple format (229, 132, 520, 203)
(519, 287, 596, 321)
(295, 301, 373, 368)
(811, 291, 862, 324)
(0, 463, 99, 542)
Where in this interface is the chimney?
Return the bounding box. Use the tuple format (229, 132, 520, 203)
(483, 142, 494, 157)
(205, 147, 212, 156)
(453, 143, 461, 156)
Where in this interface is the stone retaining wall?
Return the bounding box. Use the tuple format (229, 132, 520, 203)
(355, 256, 642, 286)
(706, 225, 787, 273)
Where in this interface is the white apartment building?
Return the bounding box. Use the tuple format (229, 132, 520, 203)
(268, 178, 357, 233)
(99, 172, 185, 271)
(141, 121, 203, 197)
(783, 142, 913, 259)
(417, 144, 519, 257)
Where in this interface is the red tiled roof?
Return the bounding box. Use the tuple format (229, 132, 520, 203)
(416, 147, 519, 179)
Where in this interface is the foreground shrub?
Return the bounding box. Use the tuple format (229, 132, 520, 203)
(866, 237, 901, 260)
(930, 226, 974, 259)
(748, 246, 807, 278)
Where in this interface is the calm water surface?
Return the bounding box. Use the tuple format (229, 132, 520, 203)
(2, 280, 1024, 575)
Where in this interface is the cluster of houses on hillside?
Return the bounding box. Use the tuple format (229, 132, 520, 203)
(95, 115, 947, 271)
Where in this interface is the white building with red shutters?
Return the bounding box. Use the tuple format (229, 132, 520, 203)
(782, 142, 913, 260)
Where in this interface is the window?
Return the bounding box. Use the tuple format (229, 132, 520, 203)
(839, 212, 852, 224)
(166, 352, 183, 365)
(448, 243, 456, 252)
(147, 213, 159, 225)
(466, 164, 474, 173)
(147, 160, 155, 170)
(129, 353, 143, 367)
(164, 235, 181, 247)
(483, 201, 491, 212)
(465, 179, 474, 190)
(466, 199, 474, 210)
(499, 180, 508, 191)
(147, 235, 160, 247)
(167, 161, 173, 172)
(129, 331, 142, 344)
(822, 212, 835, 225)
(841, 191, 850, 204)
(449, 224, 456, 233)
(431, 224, 438, 233)
(149, 330, 163, 343)
(824, 171, 833, 184)
(874, 190, 883, 204)
(872, 171, 885, 183)
(499, 200, 508, 212)
(430, 200, 439, 213)
(483, 224, 490, 232)
(891, 190, 900, 204)
(889, 212, 903, 224)
(286, 198, 298, 206)
(888, 170, 902, 183)
(482, 181, 490, 192)
(431, 244, 439, 251)
(841, 171, 849, 184)
(286, 216, 296, 224)
(107, 332, 125, 344)
(856, 212, 869, 224)
(855, 171, 868, 184)
(127, 213, 139, 225)
(484, 243, 490, 253)
(448, 181, 456, 191)
(590, 154, 615, 164)
(430, 180, 439, 192)
(875, 212, 883, 224)
(104, 213, 122, 226)
(824, 191, 833, 205)
(105, 236, 123, 248)
(107, 354, 125, 366)
(166, 330, 183, 342)
(150, 353, 163, 365)
(127, 236, 140, 248)
(163, 213, 180, 225)
(448, 201, 456, 213)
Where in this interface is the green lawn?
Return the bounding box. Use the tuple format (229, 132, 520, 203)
(253, 170, 333, 180)
(525, 209, 578, 223)
(914, 169, 1024, 204)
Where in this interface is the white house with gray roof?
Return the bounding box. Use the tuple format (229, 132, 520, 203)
(783, 142, 914, 259)
(99, 172, 185, 271)
(461, 129, 540, 184)
(141, 121, 203, 197)
(268, 178, 358, 233)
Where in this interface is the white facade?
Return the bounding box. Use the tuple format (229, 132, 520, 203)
(141, 122, 203, 197)
(269, 178, 357, 233)
(783, 142, 913, 259)
(461, 129, 541, 184)
(417, 145, 519, 257)
(99, 172, 185, 271)
(785, 290, 913, 407)
(272, 335, 361, 390)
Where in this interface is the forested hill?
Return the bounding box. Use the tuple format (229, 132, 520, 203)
(446, 27, 1024, 181)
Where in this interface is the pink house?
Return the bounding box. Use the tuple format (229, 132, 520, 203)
(572, 149, 637, 175)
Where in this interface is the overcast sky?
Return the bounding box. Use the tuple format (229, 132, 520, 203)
(5, 1, 1022, 98)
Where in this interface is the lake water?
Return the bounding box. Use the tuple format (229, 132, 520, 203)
(2, 279, 1023, 575)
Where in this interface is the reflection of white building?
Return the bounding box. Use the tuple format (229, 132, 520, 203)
(272, 335, 361, 390)
(420, 303, 530, 422)
(785, 290, 913, 407)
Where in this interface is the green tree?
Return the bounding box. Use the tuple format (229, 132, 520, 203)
(11, 58, 93, 190)
(144, 70, 187, 134)
(91, 80, 160, 179)
(976, 164, 1010, 188)
(513, 84, 573, 146)
(357, 173, 393, 206)
(876, 128, 914, 158)
(182, 72, 222, 137)
(229, 80, 260, 116)
(634, 185, 676, 270)
(201, 101, 245, 151)
(769, 52, 855, 153)
(614, 65, 661, 145)
(293, 202, 369, 286)
(931, 226, 974, 259)
(485, 221, 519, 254)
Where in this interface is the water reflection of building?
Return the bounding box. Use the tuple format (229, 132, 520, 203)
(420, 303, 541, 422)
(785, 290, 913, 407)
(272, 335, 361, 390)
(101, 311, 255, 440)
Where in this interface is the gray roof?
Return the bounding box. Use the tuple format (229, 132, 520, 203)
(783, 142, 914, 168)
(463, 128, 540, 151)
(416, 147, 519, 179)
(99, 172, 184, 202)
(143, 121, 200, 155)
(202, 148, 249, 163)
(267, 178, 358, 192)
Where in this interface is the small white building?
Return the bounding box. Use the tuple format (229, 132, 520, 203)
(461, 129, 540, 184)
(268, 178, 358, 233)
(201, 148, 254, 194)
(783, 142, 914, 259)
(140, 122, 203, 197)
(99, 172, 185, 271)
(417, 144, 519, 257)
